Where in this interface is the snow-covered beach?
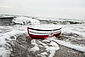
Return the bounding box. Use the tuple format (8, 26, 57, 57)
(0, 16, 85, 57)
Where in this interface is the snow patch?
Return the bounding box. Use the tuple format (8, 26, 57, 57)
(55, 39, 85, 52)
(30, 39, 39, 52)
(38, 52, 48, 57)
(0, 26, 26, 57)
(47, 37, 85, 53)
(30, 46, 39, 52)
(38, 40, 60, 57)
(0, 47, 11, 57)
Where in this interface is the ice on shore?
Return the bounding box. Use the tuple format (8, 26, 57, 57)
(46, 37, 85, 53)
(0, 16, 85, 57)
(12, 17, 40, 25)
(0, 26, 26, 57)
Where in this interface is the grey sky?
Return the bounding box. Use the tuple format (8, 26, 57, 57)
(0, 0, 85, 19)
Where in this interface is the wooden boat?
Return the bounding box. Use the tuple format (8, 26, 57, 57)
(27, 24, 61, 39)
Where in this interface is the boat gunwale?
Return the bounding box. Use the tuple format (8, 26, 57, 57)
(28, 27, 61, 31)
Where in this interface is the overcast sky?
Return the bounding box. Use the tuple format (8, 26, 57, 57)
(0, 0, 85, 19)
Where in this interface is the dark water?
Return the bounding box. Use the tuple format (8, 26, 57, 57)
(0, 16, 84, 26)
(39, 20, 84, 24)
(0, 18, 13, 26)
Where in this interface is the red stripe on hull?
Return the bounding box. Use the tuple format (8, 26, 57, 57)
(29, 32, 61, 39)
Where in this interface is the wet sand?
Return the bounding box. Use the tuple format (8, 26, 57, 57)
(55, 45, 85, 57)
(10, 34, 85, 57)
